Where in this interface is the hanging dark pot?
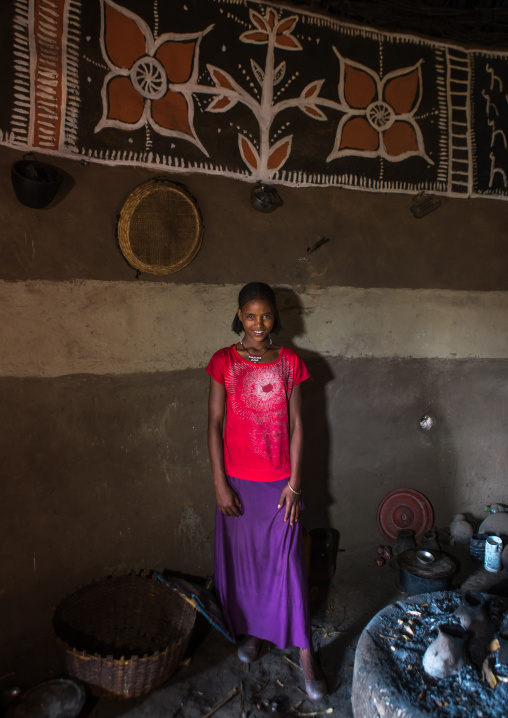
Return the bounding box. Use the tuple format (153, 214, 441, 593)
(11, 159, 64, 208)
(250, 182, 283, 213)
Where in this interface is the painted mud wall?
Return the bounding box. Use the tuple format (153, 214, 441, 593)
(1, 138, 508, 676)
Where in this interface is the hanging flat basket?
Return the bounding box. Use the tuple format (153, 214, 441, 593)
(117, 180, 203, 275)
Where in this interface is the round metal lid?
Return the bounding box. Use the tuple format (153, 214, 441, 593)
(377, 488, 434, 543)
(397, 549, 455, 579)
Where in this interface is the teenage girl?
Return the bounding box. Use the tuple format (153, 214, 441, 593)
(206, 282, 326, 701)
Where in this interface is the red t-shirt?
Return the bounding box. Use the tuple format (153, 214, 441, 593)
(206, 345, 311, 482)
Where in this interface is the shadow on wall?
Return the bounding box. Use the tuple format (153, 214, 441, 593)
(274, 287, 334, 531)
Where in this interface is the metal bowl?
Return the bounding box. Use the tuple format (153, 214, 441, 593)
(416, 549, 436, 564)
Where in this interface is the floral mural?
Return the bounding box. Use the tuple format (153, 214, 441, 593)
(1, 0, 508, 199)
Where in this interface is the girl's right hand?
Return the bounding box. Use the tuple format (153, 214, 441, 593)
(216, 483, 242, 517)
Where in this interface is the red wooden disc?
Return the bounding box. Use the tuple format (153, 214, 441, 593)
(377, 489, 434, 542)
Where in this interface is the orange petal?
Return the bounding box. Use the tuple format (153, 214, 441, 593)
(340, 116, 379, 151)
(344, 65, 377, 109)
(267, 136, 292, 171)
(240, 30, 269, 44)
(151, 91, 191, 135)
(383, 121, 418, 156)
(107, 75, 144, 123)
(384, 69, 420, 114)
(276, 16, 297, 34)
(207, 95, 237, 112)
(238, 135, 259, 172)
(275, 34, 301, 50)
(266, 8, 278, 29)
(104, 1, 147, 69)
(209, 67, 234, 90)
(156, 41, 196, 83)
(250, 10, 268, 31)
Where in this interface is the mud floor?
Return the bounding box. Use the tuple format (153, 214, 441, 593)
(3, 544, 503, 718)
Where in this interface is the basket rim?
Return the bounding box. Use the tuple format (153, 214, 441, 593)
(117, 179, 203, 275)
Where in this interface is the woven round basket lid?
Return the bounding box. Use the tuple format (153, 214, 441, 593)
(377, 488, 434, 542)
(117, 180, 203, 275)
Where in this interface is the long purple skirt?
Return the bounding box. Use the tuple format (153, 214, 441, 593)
(214, 476, 312, 650)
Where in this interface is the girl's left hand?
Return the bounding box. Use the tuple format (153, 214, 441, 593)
(278, 484, 302, 526)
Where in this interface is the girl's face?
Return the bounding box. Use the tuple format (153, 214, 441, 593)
(238, 298, 275, 343)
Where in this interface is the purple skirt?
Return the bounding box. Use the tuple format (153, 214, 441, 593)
(214, 476, 312, 650)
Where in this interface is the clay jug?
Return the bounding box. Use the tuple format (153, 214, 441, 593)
(422, 623, 468, 679)
(450, 514, 475, 545)
(393, 529, 416, 557)
(454, 592, 487, 632)
(420, 530, 440, 552)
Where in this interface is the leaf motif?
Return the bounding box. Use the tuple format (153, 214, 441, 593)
(207, 65, 235, 90)
(266, 8, 278, 30)
(302, 79, 325, 99)
(251, 59, 264, 86)
(267, 135, 293, 171)
(250, 9, 268, 32)
(300, 104, 327, 121)
(207, 95, 238, 113)
(240, 30, 269, 45)
(273, 61, 286, 86)
(276, 16, 298, 35)
(274, 34, 302, 51)
(238, 134, 259, 173)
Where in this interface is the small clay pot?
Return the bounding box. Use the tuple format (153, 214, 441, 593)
(393, 529, 417, 557)
(422, 623, 468, 679)
(450, 514, 475, 545)
(454, 592, 487, 632)
(420, 530, 440, 552)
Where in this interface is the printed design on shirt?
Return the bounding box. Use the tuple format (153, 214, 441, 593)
(227, 358, 294, 459)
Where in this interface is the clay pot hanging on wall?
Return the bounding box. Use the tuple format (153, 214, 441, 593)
(11, 159, 64, 208)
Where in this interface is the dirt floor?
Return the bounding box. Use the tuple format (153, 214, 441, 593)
(81, 546, 401, 718)
(3, 543, 505, 718)
(83, 544, 493, 718)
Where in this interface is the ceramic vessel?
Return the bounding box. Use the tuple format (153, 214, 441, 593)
(470, 533, 489, 562)
(450, 514, 475, 545)
(422, 623, 468, 679)
(479, 511, 508, 544)
(393, 529, 417, 557)
(454, 592, 487, 632)
(420, 530, 440, 552)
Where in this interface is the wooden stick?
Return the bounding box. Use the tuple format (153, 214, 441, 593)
(251, 678, 269, 698)
(284, 655, 302, 670)
(200, 686, 238, 718)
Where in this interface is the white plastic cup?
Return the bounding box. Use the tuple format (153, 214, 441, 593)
(484, 535, 503, 573)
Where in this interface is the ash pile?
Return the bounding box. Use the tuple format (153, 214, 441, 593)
(352, 590, 508, 718)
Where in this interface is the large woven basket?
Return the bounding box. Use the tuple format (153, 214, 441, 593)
(117, 179, 203, 275)
(53, 573, 196, 699)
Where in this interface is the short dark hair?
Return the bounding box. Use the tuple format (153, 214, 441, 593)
(232, 282, 282, 334)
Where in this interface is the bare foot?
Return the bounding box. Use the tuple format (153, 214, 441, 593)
(299, 647, 321, 680)
(299, 648, 327, 700)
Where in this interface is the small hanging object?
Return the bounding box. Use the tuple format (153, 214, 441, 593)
(250, 182, 283, 213)
(11, 154, 64, 208)
(410, 191, 441, 218)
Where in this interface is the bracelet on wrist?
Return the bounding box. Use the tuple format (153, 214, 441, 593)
(287, 481, 302, 496)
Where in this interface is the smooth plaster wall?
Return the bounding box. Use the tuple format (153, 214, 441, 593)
(1, 142, 508, 676)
